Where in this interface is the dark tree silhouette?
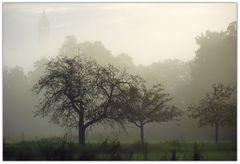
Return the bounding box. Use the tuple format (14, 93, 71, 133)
(188, 83, 236, 143)
(122, 83, 182, 144)
(33, 56, 140, 145)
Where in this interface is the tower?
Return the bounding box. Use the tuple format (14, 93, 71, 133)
(38, 10, 50, 44)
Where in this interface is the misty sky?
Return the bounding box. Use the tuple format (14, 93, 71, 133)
(3, 3, 236, 71)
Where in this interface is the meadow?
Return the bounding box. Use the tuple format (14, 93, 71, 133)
(3, 137, 236, 161)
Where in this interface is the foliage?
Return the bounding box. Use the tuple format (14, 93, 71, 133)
(188, 83, 236, 127)
(137, 59, 190, 90)
(188, 83, 236, 143)
(114, 81, 181, 144)
(3, 66, 35, 137)
(33, 56, 141, 144)
(59, 36, 118, 66)
(187, 21, 237, 102)
(126, 83, 181, 125)
(120, 83, 182, 143)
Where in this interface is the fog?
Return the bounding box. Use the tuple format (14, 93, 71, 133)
(3, 3, 237, 143)
(3, 3, 236, 70)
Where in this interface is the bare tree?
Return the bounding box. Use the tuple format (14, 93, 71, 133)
(33, 56, 140, 145)
(188, 83, 236, 143)
(120, 83, 182, 144)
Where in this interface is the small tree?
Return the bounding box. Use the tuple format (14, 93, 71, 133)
(120, 83, 182, 144)
(33, 56, 139, 145)
(188, 83, 236, 143)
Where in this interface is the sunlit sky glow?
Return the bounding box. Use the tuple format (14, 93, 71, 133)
(3, 3, 236, 71)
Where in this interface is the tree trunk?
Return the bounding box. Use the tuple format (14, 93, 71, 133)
(78, 113, 85, 145)
(140, 123, 144, 144)
(215, 123, 219, 144)
(78, 120, 85, 146)
(78, 108, 85, 146)
(233, 125, 237, 144)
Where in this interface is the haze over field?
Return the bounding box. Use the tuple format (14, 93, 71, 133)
(3, 3, 236, 70)
(2, 3, 237, 145)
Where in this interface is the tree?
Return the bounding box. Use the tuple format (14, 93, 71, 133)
(114, 53, 135, 69)
(187, 21, 237, 103)
(120, 83, 182, 144)
(3, 66, 28, 136)
(188, 83, 236, 143)
(3, 66, 41, 139)
(59, 35, 137, 70)
(59, 36, 115, 65)
(33, 56, 140, 145)
(59, 35, 79, 57)
(28, 57, 49, 83)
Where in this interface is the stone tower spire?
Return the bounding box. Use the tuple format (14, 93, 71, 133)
(38, 10, 50, 44)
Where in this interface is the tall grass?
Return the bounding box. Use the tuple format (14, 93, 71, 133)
(3, 137, 236, 161)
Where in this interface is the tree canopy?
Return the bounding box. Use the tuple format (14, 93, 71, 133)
(187, 21, 237, 102)
(188, 83, 236, 143)
(33, 56, 141, 145)
(120, 83, 182, 144)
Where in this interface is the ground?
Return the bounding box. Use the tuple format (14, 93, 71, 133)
(3, 138, 237, 161)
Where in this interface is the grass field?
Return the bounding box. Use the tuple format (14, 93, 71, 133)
(3, 138, 237, 161)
